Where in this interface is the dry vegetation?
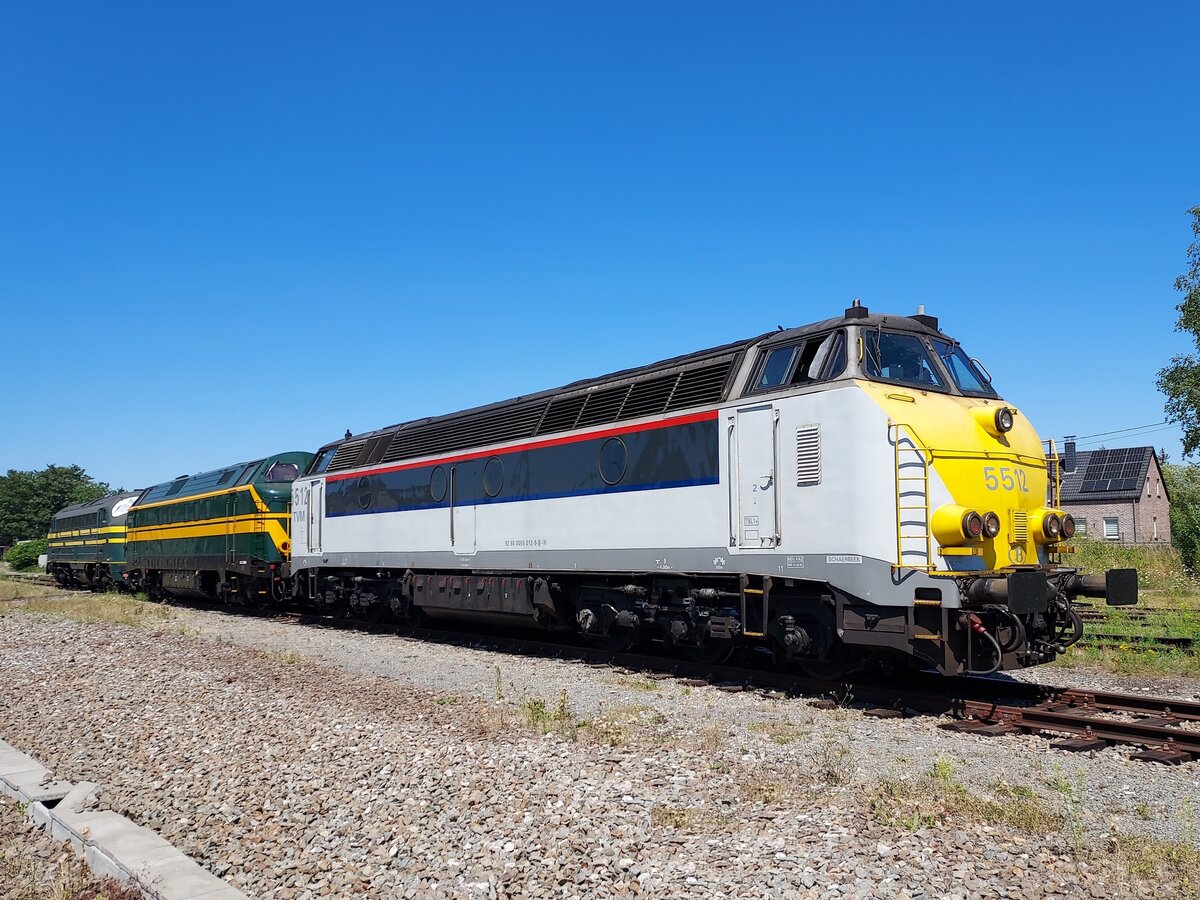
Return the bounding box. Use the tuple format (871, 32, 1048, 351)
(11, 593, 175, 628)
(871, 757, 1060, 835)
(0, 798, 140, 900)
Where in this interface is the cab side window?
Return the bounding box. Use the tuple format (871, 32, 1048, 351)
(749, 331, 846, 394)
(753, 346, 799, 391)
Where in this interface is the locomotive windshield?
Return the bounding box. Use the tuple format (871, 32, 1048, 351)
(862, 331, 946, 389)
(931, 339, 998, 397)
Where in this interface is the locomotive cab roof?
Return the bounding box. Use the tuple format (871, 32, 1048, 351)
(51, 491, 142, 523)
(311, 306, 972, 477)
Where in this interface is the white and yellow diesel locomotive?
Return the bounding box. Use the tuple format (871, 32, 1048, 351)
(289, 305, 1135, 675)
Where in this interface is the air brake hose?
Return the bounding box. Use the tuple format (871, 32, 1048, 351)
(965, 613, 1004, 676)
(983, 604, 1026, 654)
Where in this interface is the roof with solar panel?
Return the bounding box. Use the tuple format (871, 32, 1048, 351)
(1056, 446, 1165, 503)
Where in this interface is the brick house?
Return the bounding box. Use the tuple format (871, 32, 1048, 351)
(1050, 443, 1170, 545)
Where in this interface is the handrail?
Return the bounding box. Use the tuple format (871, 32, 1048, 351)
(889, 421, 933, 572)
(1044, 438, 1061, 509)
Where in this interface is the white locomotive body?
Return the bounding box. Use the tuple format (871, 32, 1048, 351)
(290, 306, 1135, 675)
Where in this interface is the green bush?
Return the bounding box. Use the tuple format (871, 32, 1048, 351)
(3, 537, 48, 571)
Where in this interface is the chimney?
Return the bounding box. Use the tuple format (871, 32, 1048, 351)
(1064, 436, 1077, 474)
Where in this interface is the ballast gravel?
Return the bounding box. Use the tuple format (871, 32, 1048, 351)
(0, 604, 1193, 899)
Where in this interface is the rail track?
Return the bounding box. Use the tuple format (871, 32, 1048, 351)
(8, 573, 1200, 765)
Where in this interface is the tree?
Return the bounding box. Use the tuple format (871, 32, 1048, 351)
(0, 465, 110, 545)
(1163, 462, 1200, 572)
(1158, 206, 1200, 456)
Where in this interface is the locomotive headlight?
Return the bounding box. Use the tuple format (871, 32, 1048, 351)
(1044, 514, 1062, 540)
(962, 511, 984, 540)
(1030, 509, 1065, 543)
(982, 512, 1002, 539)
(1062, 515, 1077, 540)
(971, 404, 1019, 438)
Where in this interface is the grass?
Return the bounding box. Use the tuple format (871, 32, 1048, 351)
(580, 703, 667, 747)
(1069, 538, 1200, 606)
(11, 593, 175, 628)
(0, 579, 60, 603)
(1055, 643, 1200, 677)
(749, 720, 808, 745)
(1049, 539, 1200, 674)
(608, 673, 662, 692)
(872, 757, 1058, 834)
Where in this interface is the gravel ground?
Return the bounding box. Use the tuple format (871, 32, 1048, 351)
(0, 602, 1196, 898)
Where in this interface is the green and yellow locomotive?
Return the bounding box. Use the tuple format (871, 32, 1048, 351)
(46, 492, 141, 589)
(124, 452, 312, 604)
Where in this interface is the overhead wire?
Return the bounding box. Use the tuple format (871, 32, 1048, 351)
(1071, 421, 1170, 441)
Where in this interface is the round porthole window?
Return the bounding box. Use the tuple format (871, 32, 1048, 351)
(429, 466, 448, 503)
(483, 456, 505, 498)
(357, 476, 372, 510)
(598, 437, 628, 486)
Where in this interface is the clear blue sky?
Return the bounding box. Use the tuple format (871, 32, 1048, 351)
(2, 2, 1197, 490)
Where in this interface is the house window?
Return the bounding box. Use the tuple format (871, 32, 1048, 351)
(1075, 517, 1088, 536)
(1158, 480, 1162, 498)
(1153, 517, 1159, 541)
(1103, 517, 1119, 540)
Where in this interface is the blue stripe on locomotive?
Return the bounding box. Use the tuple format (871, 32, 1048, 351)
(325, 418, 719, 518)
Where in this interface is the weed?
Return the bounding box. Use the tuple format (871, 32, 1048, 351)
(873, 765, 1058, 835)
(494, 665, 504, 702)
(931, 756, 955, 785)
(696, 722, 728, 752)
(1110, 829, 1200, 895)
(740, 775, 788, 805)
(609, 673, 661, 692)
(650, 805, 699, 829)
(749, 720, 808, 745)
(581, 703, 664, 747)
(1049, 764, 1087, 854)
(272, 649, 302, 665)
(827, 684, 854, 708)
(520, 689, 580, 740)
(811, 734, 853, 786)
(436, 695, 461, 706)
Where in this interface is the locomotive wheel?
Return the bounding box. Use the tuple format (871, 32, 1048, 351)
(585, 629, 636, 653)
(240, 581, 264, 608)
(793, 644, 858, 680)
(684, 640, 734, 665)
